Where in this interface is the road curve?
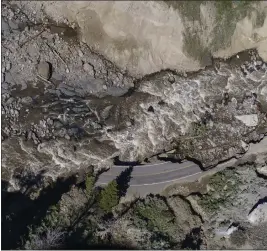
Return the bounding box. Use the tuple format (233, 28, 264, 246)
(96, 161, 202, 187)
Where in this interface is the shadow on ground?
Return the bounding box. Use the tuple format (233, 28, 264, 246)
(116, 166, 133, 197)
(1, 176, 76, 249)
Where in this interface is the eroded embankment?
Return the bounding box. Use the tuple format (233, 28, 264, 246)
(2, 2, 267, 192)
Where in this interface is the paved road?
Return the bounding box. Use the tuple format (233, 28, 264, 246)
(96, 161, 202, 187)
(96, 137, 266, 197)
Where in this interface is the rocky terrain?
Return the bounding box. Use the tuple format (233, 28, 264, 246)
(2, 1, 267, 191)
(3, 153, 266, 249)
(1, 1, 267, 250)
(165, 153, 267, 249)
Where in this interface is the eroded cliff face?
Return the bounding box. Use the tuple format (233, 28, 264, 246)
(10, 1, 267, 76)
(1, 2, 267, 191)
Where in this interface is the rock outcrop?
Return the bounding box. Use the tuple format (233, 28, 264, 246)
(164, 161, 267, 249)
(248, 202, 267, 225)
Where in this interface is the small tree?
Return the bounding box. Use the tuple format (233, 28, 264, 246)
(85, 175, 95, 196)
(25, 227, 66, 250)
(99, 180, 119, 213)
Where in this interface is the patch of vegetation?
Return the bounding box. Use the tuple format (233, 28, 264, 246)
(215, 1, 234, 20)
(255, 10, 266, 28)
(181, 227, 204, 250)
(165, 1, 203, 22)
(198, 169, 242, 213)
(25, 226, 66, 250)
(164, 1, 212, 65)
(24, 203, 66, 249)
(98, 180, 119, 213)
(135, 197, 176, 235)
(41, 203, 64, 228)
(165, 0, 265, 63)
(212, 1, 256, 52)
(191, 121, 208, 136)
(85, 175, 95, 196)
(22, 169, 133, 249)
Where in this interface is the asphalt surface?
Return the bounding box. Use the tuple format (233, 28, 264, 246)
(96, 137, 266, 197)
(96, 161, 202, 187)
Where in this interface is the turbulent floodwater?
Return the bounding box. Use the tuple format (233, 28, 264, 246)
(2, 49, 267, 192)
(1, 2, 267, 191)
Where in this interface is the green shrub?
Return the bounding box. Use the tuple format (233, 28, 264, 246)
(135, 198, 175, 234)
(198, 169, 242, 213)
(99, 180, 119, 213)
(85, 175, 95, 195)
